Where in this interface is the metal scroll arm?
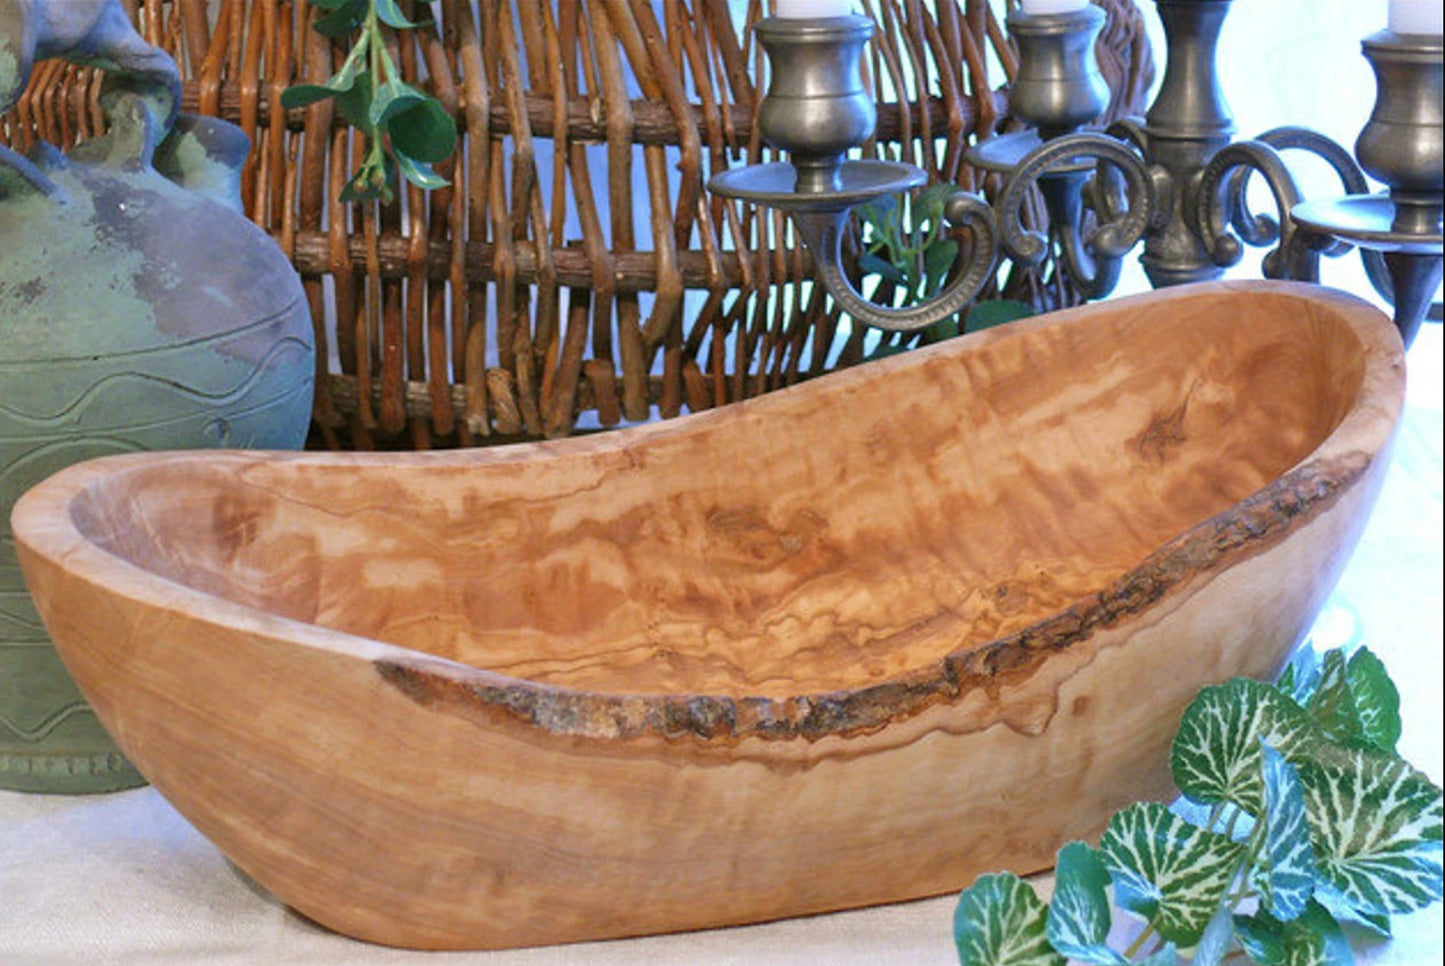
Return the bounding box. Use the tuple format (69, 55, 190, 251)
(1197, 140, 1311, 280)
(1224, 130, 1358, 248)
(1237, 128, 1402, 309)
(791, 192, 1000, 334)
(995, 131, 1160, 301)
(1196, 127, 1389, 288)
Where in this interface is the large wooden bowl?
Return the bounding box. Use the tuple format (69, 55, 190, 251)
(12, 283, 1404, 951)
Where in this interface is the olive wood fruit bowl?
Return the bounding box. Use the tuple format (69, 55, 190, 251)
(12, 282, 1404, 950)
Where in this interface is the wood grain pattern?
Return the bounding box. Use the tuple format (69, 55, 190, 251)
(13, 282, 1403, 950)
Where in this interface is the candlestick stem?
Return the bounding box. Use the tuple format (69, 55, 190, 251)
(1136, 0, 1233, 288)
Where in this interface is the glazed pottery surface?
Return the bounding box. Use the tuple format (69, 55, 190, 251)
(12, 283, 1403, 946)
(0, 94, 314, 791)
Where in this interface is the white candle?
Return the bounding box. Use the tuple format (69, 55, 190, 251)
(1020, 0, 1091, 15)
(774, 0, 854, 17)
(1390, 0, 1444, 34)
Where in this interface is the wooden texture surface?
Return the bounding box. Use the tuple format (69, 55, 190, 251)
(13, 282, 1404, 950)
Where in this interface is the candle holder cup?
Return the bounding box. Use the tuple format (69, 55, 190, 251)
(1293, 28, 1443, 347)
(969, 5, 1134, 299)
(754, 16, 876, 195)
(709, 15, 999, 333)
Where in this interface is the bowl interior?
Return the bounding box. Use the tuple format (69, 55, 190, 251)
(68, 289, 1368, 699)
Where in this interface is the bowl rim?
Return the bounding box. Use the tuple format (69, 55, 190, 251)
(11, 280, 1407, 744)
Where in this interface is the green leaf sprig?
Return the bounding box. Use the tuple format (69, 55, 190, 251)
(952, 644, 1443, 966)
(856, 183, 962, 307)
(281, 0, 457, 202)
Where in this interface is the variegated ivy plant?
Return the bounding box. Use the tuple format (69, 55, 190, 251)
(281, 0, 457, 202)
(953, 646, 1444, 966)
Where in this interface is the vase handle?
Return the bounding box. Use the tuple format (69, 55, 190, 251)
(154, 114, 251, 214)
(0, 144, 64, 200)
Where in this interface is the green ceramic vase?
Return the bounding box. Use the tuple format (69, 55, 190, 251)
(0, 98, 315, 793)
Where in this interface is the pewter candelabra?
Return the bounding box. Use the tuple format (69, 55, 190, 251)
(709, 16, 1000, 332)
(709, 1, 1444, 345)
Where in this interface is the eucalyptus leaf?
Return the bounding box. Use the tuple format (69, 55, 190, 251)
(382, 150, 398, 195)
(281, 42, 368, 110)
(279, 83, 341, 111)
(1171, 679, 1318, 815)
(281, 36, 369, 111)
(386, 93, 458, 163)
(953, 873, 1064, 966)
(880, 196, 901, 239)
(333, 30, 371, 82)
(374, 0, 422, 28)
(370, 79, 429, 128)
(1045, 842, 1126, 965)
(392, 149, 450, 190)
(333, 71, 375, 132)
(1259, 742, 1317, 921)
(1298, 749, 1444, 915)
(302, 0, 455, 201)
(858, 199, 901, 256)
(313, 0, 369, 38)
(856, 187, 965, 305)
(913, 183, 957, 246)
(1098, 803, 1247, 946)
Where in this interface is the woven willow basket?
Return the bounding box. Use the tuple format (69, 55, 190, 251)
(3, 0, 1153, 448)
